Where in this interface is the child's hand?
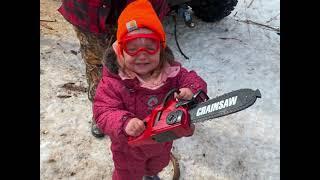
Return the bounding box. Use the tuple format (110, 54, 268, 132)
(125, 118, 146, 137)
(175, 88, 194, 100)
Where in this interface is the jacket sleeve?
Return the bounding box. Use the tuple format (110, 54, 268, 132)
(93, 77, 135, 142)
(177, 67, 208, 94)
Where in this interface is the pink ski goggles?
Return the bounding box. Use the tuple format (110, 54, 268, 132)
(119, 33, 161, 56)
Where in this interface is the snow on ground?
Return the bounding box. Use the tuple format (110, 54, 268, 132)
(40, 0, 279, 179)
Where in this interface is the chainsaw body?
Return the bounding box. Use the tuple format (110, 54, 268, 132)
(128, 89, 208, 146)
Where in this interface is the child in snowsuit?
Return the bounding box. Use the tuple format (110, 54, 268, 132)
(93, 0, 207, 179)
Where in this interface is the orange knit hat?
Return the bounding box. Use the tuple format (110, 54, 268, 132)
(117, 0, 166, 48)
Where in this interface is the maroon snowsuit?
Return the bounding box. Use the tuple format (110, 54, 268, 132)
(93, 63, 207, 179)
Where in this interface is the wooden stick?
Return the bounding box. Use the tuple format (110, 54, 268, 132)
(233, 11, 238, 17)
(170, 153, 180, 180)
(40, 23, 54, 30)
(266, 13, 280, 23)
(235, 19, 280, 32)
(219, 37, 243, 43)
(40, 19, 56, 23)
(247, 0, 255, 8)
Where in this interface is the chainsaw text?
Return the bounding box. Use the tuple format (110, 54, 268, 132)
(196, 96, 238, 116)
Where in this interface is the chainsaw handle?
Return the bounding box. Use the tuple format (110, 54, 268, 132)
(192, 89, 209, 103)
(151, 88, 180, 126)
(161, 88, 180, 107)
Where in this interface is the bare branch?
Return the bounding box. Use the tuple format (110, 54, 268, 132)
(233, 11, 238, 17)
(235, 19, 280, 32)
(40, 23, 54, 30)
(266, 13, 280, 23)
(219, 37, 242, 42)
(247, 0, 255, 8)
(40, 19, 57, 23)
(218, 37, 248, 45)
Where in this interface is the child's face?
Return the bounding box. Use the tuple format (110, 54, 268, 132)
(122, 28, 161, 77)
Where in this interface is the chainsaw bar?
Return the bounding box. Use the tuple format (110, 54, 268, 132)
(188, 89, 261, 123)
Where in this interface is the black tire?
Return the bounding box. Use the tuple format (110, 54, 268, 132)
(188, 0, 238, 22)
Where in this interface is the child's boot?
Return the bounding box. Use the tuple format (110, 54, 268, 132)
(91, 118, 104, 138)
(143, 175, 160, 180)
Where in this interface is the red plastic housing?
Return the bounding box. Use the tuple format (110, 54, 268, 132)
(128, 99, 195, 146)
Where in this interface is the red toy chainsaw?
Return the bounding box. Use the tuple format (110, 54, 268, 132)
(128, 88, 261, 146)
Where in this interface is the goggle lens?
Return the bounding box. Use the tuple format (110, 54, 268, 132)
(120, 33, 161, 56)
